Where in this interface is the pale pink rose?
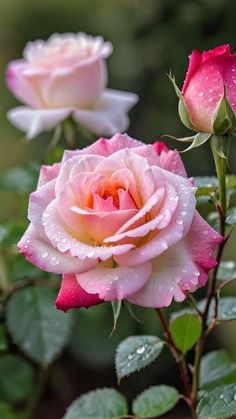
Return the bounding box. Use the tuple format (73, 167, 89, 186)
(182, 44, 236, 132)
(6, 33, 138, 139)
(18, 134, 222, 311)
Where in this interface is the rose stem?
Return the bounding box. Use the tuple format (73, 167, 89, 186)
(155, 309, 191, 398)
(190, 135, 227, 405)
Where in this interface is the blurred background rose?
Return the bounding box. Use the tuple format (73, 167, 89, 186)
(0, 0, 236, 418)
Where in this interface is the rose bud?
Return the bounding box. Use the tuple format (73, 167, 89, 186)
(179, 44, 236, 135)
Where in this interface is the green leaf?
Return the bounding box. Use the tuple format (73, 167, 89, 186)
(0, 402, 18, 419)
(212, 91, 236, 134)
(195, 176, 218, 187)
(226, 208, 236, 225)
(170, 313, 201, 353)
(200, 350, 236, 391)
(115, 335, 164, 382)
(110, 301, 122, 335)
(0, 354, 33, 403)
(197, 383, 236, 419)
(132, 385, 179, 418)
(10, 257, 42, 282)
(0, 325, 8, 351)
(62, 388, 128, 419)
(195, 176, 218, 196)
(6, 285, 73, 366)
(181, 132, 211, 153)
(216, 297, 236, 321)
(198, 297, 236, 324)
(217, 261, 236, 281)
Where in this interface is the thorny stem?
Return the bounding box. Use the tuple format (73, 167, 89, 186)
(156, 309, 191, 398)
(156, 137, 228, 417)
(190, 136, 227, 407)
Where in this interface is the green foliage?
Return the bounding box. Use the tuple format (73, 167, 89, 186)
(69, 304, 134, 369)
(169, 313, 201, 353)
(200, 350, 236, 391)
(195, 176, 218, 197)
(0, 325, 8, 352)
(208, 297, 236, 322)
(10, 256, 42, 282)
(0, 221, 27, 249)
(0, 402, 18, 419)
(0, 163, 39, 194)
(115, 335, 164, 382)
(226, 207, 236, 225)
(197, 383, 236, 419)
(212, 92, 236, 135)
(0, 354, 33, 403)
(6, 285, 72, 366)
(62, 388, 128, 419)
(217, 261, 236, 281)
(111, 301, 122, 335)
(132, 385, 179, 418)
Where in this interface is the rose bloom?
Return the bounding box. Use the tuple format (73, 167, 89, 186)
(18, 134, 222, 311)
(6, 33, 138, 140)
(182, 44, 236, 132)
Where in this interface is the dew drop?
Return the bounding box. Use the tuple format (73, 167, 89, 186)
(136, 346, 145, 354)
(198, 92, 204, 97)
(41, 252, 48, 259)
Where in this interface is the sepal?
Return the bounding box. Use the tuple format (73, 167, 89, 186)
(212, 89, 236, 134)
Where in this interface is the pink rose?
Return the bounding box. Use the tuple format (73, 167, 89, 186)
(18, 134, 222, 311)
(182, 44, 236, 132)
(6, 33, 138, 139)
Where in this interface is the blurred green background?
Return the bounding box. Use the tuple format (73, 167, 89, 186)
(0, 0, 236, 418)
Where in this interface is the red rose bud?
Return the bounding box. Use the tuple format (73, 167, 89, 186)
(175, 45, 236, 134)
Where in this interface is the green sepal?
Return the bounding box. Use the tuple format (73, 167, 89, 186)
(180, 132, 212, 153)
(212, 89, 236, 134)
(211, 134, 230, 161)
(168, 71, 197, 131)
(110, 301, 122, 336)
(178, 97, 197, 131)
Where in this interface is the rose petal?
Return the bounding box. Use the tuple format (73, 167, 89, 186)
(42, 200, 135, 260)
(73, 88, 138, 136)
(61, 133, 143, 163)
(37, 163, 60, 188)
(7, 106, 71, 140)
(77, 261, 152, 301)
(55, 274, 102, 312)
(185, 211, 224, 276)
(28, 179, 56, 239)
(115, 170, 196, 265)
(18, 225, 97, 274)
(128, 211, 223, 308)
